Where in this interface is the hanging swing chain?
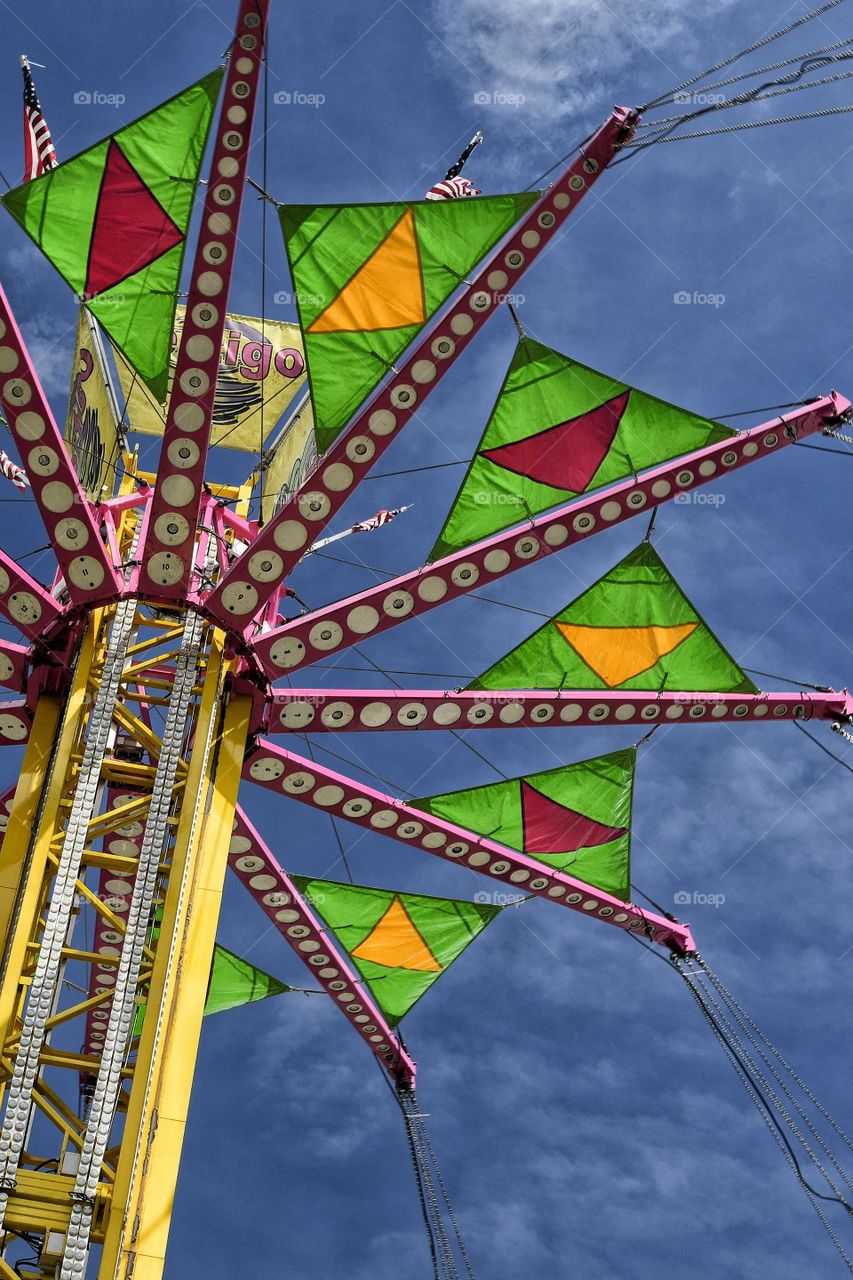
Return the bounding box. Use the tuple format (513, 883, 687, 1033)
(639, 0, 851, 111)
(634, 39, 853, 119)
(675, 957, 853, 1272)
(675, 955, 853, 1211)
(695, 956, 853, 1155)
(685, 959, 853, 1201)
(398, 1089, 442, 1280)
(395, 1086, 476, 1280)
(415, 1106, 477, 1280)
(398, 1088, 463, 1280)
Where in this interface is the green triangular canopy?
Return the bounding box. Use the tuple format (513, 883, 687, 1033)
(291, 877, 499, 1026)
(431, 336, 736, 560)
(413, 749, 635, 898)
(470, 542, 758, 693)
(2, 70, 223, 401)
(204, 944, 290, 1016)
(281, 192, 539, 452)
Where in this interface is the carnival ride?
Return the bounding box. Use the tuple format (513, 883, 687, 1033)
(0, 0, 850, 1276)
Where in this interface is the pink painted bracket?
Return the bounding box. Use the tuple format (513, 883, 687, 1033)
(0, 284, 121, 608)
(0, 699, 31, 747)
(252, 396, 850, 678)
(229, 806, 416, 1086)
(0, 549, 61, 642)
(0, 640, 28, 693)
(269, 688, 853, 733)
(204, 107, 640, 633)
(243, 740, 695, 954)
(136, 0, 271, 605)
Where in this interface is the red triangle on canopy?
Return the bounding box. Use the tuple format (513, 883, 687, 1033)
(520, 780, 627, 855)
(481, 389, 631, 493)
(85, 140, 184, 299)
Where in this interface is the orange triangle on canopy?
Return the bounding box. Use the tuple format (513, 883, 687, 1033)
(555, 621, 698, 687)
(308, 208, 426, 334)
(352, 896, 442, 972)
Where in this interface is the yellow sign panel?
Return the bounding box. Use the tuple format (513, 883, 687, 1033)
(259, 400, 317, 524)
(65, 311, 119, 499)
(114, 308, 306, 452)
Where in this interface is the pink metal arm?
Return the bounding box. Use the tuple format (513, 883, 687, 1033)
(0, 699, 30, 746)
(243, 740, 695, 954)
(0, 641, 28, 693)
(252, 395, 849, 677)
(204, 107, 639, 632)
(228, 807, 416, 1086)
(0, 549, 61, 642)
(136, 0, 270, 604)
(0, 285, 120, 608)
(269, 688, 853, 733)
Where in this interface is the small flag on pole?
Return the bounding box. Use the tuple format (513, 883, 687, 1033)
(306, 505, 412, 554)
(0, 451, 29, 493)
(21, 55, 57, 182)
(425, 131, 484, 200)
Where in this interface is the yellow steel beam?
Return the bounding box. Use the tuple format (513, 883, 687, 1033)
(99, 643, 251, 1280)
(0, 619, 97, 1056)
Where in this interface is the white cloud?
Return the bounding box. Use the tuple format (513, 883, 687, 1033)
(429, 0, 736, 126)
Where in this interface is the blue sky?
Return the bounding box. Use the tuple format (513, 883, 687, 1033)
(0, 0, 852, 1276)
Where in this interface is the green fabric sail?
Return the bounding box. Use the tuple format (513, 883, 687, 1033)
(281, 192, 538, 452)
(470, 541, 758, 693)
(413, 750, 635, 898)
(431, 336, 736, 560)
(2, 70, 223, 401)
(204, 944, 290, 1016)
(291, 877, 499, 1026)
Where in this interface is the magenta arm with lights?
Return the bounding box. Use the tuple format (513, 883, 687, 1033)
(252, 396, 849, 677)
(229, 806, 416, 1086)
(205, 107, 639, 631)
(243, 740, 694, 954)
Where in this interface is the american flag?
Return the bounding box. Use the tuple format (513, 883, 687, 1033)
(21, 57, 57, 182)
(425, 130, 483, 200)
(425, 176, 482, 201)
(0, 450, 29, 494)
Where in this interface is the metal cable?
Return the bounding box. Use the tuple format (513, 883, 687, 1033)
(696, 958, 853, 1153)
(625, 103, 853, 148)
(641, 0, 851, 110)
(676, 957, 853, 1272)
(634, 40, 853, 113)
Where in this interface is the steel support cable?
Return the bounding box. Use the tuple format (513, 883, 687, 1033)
(694, 960, 853, 1194)
(399, 1088, 460, 1280)
(684, 962, 853, 1203)
(640, 0, 851, 111)
(0, 594, 138, 1227)
(676, 957, 853, 1214)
